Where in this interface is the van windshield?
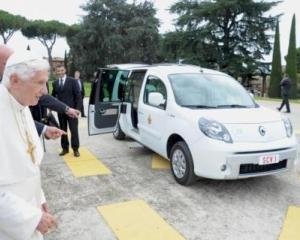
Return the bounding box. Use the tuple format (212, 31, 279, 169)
(168, 73, 257, 109)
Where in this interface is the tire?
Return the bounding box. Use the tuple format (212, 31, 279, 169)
(113, 122, 126, 140)
(170, 141, 197, 185)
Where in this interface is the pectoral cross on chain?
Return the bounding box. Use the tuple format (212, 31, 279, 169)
(26, 132, 36, 164)
(27, 142, 36, 164)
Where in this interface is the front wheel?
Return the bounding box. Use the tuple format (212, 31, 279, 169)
(170, 141, 197, 185)
(113, 122, 125, 140)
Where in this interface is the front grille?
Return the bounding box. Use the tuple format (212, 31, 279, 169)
(239, 160, 287, 174)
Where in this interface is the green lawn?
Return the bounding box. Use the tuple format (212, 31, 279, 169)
(84, 82, 92, 97)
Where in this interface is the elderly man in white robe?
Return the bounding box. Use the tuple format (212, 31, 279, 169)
(0, 51, 57, 239)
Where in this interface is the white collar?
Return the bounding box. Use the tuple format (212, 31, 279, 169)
(3, 85, 26, 111)
(59, 75, 66, 81)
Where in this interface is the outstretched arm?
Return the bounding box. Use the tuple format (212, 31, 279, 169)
(39, 94, 66, 113)
(39, 95, 80, 118)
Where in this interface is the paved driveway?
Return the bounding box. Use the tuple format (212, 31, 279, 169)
(43, 99, 300, 240)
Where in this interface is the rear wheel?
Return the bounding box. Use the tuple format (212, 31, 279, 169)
(113, 122, 125, 140)
(170, 141, 196, 185)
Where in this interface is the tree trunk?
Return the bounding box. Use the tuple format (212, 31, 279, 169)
(47, 47, 53, 74)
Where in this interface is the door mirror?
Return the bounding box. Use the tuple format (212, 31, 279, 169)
(148, 92, 165, 107)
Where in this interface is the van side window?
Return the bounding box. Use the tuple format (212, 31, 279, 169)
(143, 75, 167, 110)
(99, 70, 129, 102)
(125, 70, 147, 108)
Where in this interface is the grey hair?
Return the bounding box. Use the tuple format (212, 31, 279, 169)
(2, 58, 50, 87)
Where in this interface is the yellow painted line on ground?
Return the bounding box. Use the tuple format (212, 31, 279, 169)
(152, 154, 170, 169)
(97, 200, 185, 240)
(279, 206, 300, 240)
(61, 147, 111, 177)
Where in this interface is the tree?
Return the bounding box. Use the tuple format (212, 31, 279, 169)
(121, 1, 160, 63)
(285, 14, 298, 99)
(161, 31, 184, 62)
(67, 0, 127, 75)
(65, 24, 80, 76)
(169, 0, 280, 77)
(268, 21, 282, 98)
(64, 50, 68, 72)
(66, 0, 160, 77)
(0, 10, 26, 44)
(296, 47, 300, 72)
(162, 30, 205, 64)
(21, 20, 67, 71)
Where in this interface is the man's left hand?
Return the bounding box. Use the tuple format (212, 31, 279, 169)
(45, 126, 67, 140)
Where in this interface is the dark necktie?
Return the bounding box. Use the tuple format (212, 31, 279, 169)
(59, 78, 63, 90)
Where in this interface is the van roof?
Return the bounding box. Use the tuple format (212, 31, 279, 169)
(106, 63, 228, 76)
(106, 63, 150, 69)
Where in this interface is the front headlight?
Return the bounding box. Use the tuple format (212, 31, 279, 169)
(282, 117, 293, 137)
(198, 117, 233, 143)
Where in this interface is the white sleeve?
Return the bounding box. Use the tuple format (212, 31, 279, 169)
(41, 189, 46, 204)
(0, 191, 42, 240)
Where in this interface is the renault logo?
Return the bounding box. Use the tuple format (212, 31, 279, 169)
(258, 126, 266, 136)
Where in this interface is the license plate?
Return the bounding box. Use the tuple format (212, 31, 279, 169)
(259, 155, 280, 165)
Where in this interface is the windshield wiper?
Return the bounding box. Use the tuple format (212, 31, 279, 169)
(216, 104, 249, 108)
(181, 105, 217, 109)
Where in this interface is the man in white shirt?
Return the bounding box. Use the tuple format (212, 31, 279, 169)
(0, 51, 57, 239)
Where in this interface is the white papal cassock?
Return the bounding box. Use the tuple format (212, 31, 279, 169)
(0, 84, 45, 240)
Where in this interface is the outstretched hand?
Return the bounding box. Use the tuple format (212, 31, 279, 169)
(44, 126, 67, 140)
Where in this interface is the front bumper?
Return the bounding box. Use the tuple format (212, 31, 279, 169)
(223, 147, 297, 179)
(190, 136, 298, 179)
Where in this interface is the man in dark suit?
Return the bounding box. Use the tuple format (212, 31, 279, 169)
(52, 65, 82, 157)
(277, 73, 292, 113)
(74, 70, 86, 117)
